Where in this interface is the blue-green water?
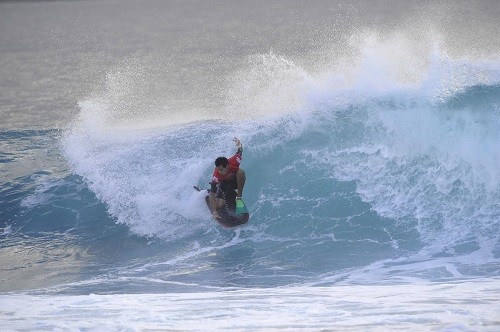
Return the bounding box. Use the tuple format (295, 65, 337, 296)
(1, 0, 499, 329)
(3, 78, 499, 293)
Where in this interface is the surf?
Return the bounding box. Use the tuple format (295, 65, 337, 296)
(50, 42, 497, 290)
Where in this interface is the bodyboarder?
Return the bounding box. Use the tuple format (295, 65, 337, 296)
(209, 137, 246, 220)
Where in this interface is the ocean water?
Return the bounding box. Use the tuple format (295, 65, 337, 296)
(1, 0, 499, 330)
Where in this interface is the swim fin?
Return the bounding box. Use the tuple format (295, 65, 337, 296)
(235, 198, 248, 215)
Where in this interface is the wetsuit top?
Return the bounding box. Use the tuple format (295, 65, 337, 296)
(211, 147, 242, 184)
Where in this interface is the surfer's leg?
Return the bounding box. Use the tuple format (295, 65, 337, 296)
(209, 182, 225, 216)
(214, 184, 226, 209)
(236, 168, 245, 198)
(219, 180, 237, 212)
(214, 198, 225, 209)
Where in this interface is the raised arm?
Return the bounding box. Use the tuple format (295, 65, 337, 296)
(234, 137, 243, 156)
(234, 137, 245, 198)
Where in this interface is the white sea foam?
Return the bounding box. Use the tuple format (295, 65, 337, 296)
(1, 280, 498, 331)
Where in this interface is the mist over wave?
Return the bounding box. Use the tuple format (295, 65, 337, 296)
(58, 38, 500, 286)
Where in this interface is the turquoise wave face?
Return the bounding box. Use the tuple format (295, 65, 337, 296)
(57, 79, 500, 289)
(2, 62, 499, 293)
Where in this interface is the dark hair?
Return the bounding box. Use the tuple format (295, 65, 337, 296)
(215, 157, 228, 167)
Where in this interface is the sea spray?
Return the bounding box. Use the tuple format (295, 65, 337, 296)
(58, 44, 500, 285)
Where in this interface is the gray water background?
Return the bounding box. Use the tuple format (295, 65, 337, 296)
(1, 0, 498, 130)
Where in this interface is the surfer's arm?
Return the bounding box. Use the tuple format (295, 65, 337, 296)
(234, 137, 243, 156)
(233, 137, 244, 198)
(236, 168, 245, 198)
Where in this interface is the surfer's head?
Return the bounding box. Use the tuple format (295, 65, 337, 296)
(215, 157, 229, 175)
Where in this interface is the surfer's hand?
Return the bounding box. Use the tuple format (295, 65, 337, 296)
(212, 211, 221, 220)
(234, 137, 242, 149)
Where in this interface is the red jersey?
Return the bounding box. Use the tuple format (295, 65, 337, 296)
(212, 152, 241, 184)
